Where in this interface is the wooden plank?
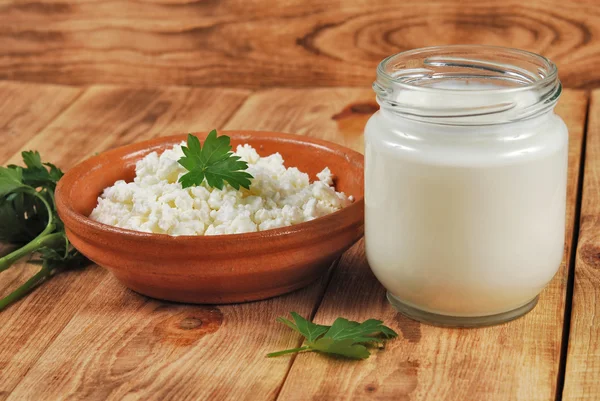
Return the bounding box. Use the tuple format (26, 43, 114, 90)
(277, 89, 588, 401)
(0, 1, 599, 89)
(0, 81, 81, 257)
(0, 80, 82, 310)
(4, 87, 372, 400)
(224, 87, 374, 153)
(5, 270, 334, 401)
(3, 85, 250, 167)
(0, 81, 82, 163)
(563, 90, 600, 400)
(0, 86, 250, 400)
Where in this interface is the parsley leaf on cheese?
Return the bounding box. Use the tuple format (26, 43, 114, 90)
(178, 130, 253, 190)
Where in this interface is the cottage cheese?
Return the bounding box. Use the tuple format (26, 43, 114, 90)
(90, 143, 352, 235)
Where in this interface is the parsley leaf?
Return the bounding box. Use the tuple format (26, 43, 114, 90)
(0, 167, 25, 196)
(11, 151, 64, 191)
(276, 312, 329, 342)
(268, 312, 398, 360)
(177, 130, 253, 190)
(310, 338, 370, 360)
(322, 318, 398, 344)
(0, 151, 90, 311)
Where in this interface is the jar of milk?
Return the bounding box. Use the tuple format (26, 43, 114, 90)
(364, 45, 567, 327)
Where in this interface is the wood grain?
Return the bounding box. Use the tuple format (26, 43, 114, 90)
(0, 81, 82, 281)
(0, 81, 82, 162)
(4, 87, 375, 401)
(0, 81, 91, 401)
(0, 84, 250, 400)
(563, 90, 600, 400)
(224, 88, 374, 153)
(0, 1, 599, 89)
(3, 85, 250, 167)
(277, 90, 589, 401)
(0, 83, 594, 400)
(5, 273, 332, 401)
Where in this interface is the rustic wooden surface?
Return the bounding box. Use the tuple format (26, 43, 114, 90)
(0, 81, 595, 401)
(1, 0, 600, 89)
(277, 91, 589, 401)
(563, 90, 600, 401)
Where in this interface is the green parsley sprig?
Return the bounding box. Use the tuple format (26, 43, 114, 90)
(268, 312, 398, 360)
(178, 130, 253, 190)
(0, 151, 89, 311)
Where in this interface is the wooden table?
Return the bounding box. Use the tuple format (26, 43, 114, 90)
(0, 80, 597, 401)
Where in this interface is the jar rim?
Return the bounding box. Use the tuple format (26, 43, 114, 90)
(374, 45, 562, 125)
(376, 45, 558, 94)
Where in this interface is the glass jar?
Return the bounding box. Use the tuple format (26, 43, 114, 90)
(364, 45, 567, 327)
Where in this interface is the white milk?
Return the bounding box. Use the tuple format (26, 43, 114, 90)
(365, 80, 568, 318)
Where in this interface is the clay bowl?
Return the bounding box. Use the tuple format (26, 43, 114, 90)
(56, 131, 364, 304)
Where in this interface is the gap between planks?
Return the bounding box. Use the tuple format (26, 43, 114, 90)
(272, 257, 343, 400)
(555, 91, 591, 401)
(562, 90, 600, 400)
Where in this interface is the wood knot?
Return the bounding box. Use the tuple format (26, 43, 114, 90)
(349, 103, 379, 115)
(141, 100, 172, 125)
(179, 317, 204, 330)
(395, 314, 422, 343)
(359, 360, 420, 397)
(365, 384, 378, 393)
(579, 242, 600, 269)
(154, 306, 223, 346)
(331, 102, 379, 137)
(332, 102, 379, 121)
(402, 360, 420, 369)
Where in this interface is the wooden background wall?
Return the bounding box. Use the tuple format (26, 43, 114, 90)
(1, 0, 599, 89)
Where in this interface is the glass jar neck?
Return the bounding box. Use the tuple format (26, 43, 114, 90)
(378, 105, 555, 139)
(374, 45, 561, 126)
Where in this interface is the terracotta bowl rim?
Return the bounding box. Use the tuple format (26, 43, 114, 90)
(55, 130, 364, 244)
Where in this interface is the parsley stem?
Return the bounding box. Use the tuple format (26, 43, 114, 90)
(0, 261, 51, 311)
(33, 188, 55, 230)
(18, 187, 55, 229)
(266, 346, 310, 358)
(0, 230, 62, 273)
(0, 188, 58, 273)
(46, 188, 56, 208)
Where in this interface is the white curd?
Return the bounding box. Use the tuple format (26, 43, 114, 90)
(90, 143, 351, 235)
